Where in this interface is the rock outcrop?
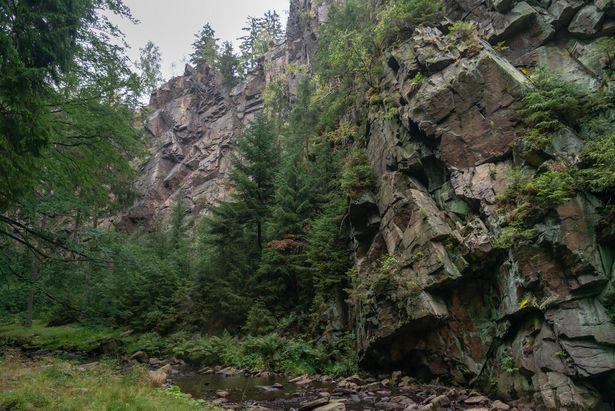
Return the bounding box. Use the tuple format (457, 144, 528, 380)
(125, 0, 615, 408)
(351, 3, 615, 409)
(118, 63, 265, 229)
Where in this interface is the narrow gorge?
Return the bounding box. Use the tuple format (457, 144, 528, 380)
(120, 0, 615, 409)
(1, 0, 614, 410)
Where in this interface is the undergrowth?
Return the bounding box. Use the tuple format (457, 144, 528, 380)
(0, 320, 358, 377)
(0, 352, 211, 411)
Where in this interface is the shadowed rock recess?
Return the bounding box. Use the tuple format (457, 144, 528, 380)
(126, 0, 615, 409)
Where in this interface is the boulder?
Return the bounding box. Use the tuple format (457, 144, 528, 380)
(568, 4, 606, 37)
(313, 401, 346, 411)
(532, 371, 602, 410)
(299, 397, 330, 411)
(130, 350, 148, 363)
(548, 0, 585, 28)
(147, 364, 171, 387)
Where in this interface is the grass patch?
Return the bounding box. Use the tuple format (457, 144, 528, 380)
(0, 352, 213, 410)
(0, 320, 124, 353)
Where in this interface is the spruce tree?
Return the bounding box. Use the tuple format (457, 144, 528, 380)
(190, 23, 219, 65)
(216, 41, 242, 87)
(226, 114, 280, 249)
(239, 11, 283, 70)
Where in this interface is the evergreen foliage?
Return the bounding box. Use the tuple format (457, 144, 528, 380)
(374, 0, 444, 46)
(497, 68, 615, 246)
(217, 41, 242, 87)
(189, 23, 219, 65)
(239, 11, 283, 70)
(0, 0, 431, 377)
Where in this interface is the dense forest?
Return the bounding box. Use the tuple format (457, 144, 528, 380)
(2, 0, 615, 409)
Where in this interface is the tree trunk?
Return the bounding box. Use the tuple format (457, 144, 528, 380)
(24, 252, 40, 328)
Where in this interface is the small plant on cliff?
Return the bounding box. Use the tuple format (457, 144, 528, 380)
(447, 21, 480, 54)
(340, 148, 376, 200)
(374, 0, 444, 46)
(495, 165, 577, 247)
(519, 68, 585, 151)
(501, 352, 519, 374)
(581, 131, 615, 194)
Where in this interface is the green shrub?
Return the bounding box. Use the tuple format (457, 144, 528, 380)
(527, 168, 578, 207)
(340, 148, 376, 199)
(127, 332, 169, 356)
(242, 301, 277, 335)
(519, 68, 585, 150)
(375, 0, 444, 46)
(581, 131, 615, 193)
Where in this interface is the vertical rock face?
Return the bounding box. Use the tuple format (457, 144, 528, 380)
(121, 0, 326, 228)
(352, 3, 615, 409)
(120, 62, 265, 229)
(125, 0, 615, 408)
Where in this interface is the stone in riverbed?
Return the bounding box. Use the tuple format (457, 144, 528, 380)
(130, 350, 148, 363)
(246, 406, 272, 411)
(375, 400, 404, 410)
(430, 394, 450, 407)
(299, 397, 330, 411)
(215, 389, 230, 398)
(147, 364, 171, 387)
(313, 401, 346, 411)
(491, 399, 511, 410)
(464, 395, 489, 404)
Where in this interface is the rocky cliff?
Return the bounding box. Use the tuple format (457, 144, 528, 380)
(127, 0, 615, 408)
(120, 0, 328, 229)
(352, 2, 615, 409)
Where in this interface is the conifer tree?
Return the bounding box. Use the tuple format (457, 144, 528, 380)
(190, 23, 219, 65)
(239, 11, 283, 70)
(226, 114, 280, 249)
(217, 41, 242, 87)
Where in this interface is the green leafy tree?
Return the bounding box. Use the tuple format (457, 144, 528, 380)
(227, 114, 280, 249)
(138, 41, 163, 95)
(0, 0, 137, 210)
(316, 0, 380, 89)
(0, 0, 144, 325)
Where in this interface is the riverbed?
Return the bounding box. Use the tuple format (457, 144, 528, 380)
(169, 367, 520, 411)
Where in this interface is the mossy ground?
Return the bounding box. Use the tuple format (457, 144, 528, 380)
(0, 320, 124, 352)
(0, 351, 213, 411)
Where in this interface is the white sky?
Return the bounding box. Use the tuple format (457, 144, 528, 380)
(112, 0, 290, 80)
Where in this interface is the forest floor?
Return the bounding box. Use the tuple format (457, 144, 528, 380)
(0, 321, 528, 410)
(0, 350, 214, 410)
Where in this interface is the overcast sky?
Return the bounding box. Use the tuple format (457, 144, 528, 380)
(112, 0, 290, 80)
